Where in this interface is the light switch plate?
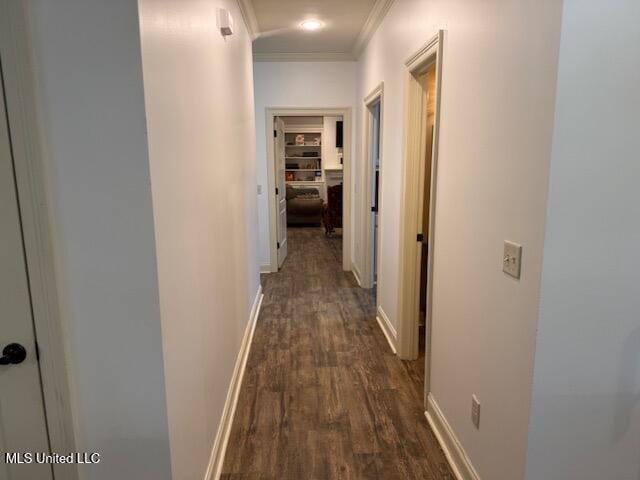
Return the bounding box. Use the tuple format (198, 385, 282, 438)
(503, 241, 522, 279)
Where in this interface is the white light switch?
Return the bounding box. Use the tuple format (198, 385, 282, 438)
(503, 241, 522, 279)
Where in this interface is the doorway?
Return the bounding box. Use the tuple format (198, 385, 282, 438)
(274, 115, 333, 267)
(362, 83, 384, 291)
(417, 65, 437, 344)
(397, 32, 444, 405)
(265, 108, 352, 272)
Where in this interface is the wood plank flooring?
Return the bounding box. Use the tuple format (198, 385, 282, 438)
(221, 227, 454, 479)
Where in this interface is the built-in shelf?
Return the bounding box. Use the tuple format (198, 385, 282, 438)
(283, 129, 325, 197)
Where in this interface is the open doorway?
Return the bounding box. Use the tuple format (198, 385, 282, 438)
(266, 108, 352, 273)
(417, 64, 437, 350)
(397, 33, 443, 406)
(362, 83, 384, 291)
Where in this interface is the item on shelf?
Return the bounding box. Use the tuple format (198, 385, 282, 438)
(310, 137, 321, 146)
(315, 171, 322, 178)
(286, 163, 298, 169)
(302, 151, 319, 157)
(295, 134, 305, 145)
(285, 172, 295, 181)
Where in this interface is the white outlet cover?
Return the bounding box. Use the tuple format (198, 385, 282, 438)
(503, 240, 522, 279)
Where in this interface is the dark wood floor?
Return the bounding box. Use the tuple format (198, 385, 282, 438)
(221, 227, 454, 479)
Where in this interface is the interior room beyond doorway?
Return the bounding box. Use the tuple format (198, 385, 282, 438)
(267, 110, 351, 272)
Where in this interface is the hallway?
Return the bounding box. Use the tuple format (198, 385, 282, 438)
(222, 228, 454, 479)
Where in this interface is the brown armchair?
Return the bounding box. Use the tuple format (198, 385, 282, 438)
(322, 184, 343, 235)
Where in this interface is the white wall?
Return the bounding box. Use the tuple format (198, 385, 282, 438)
(355, 0, 563, 478)
(323, 116, 343, 170)
(138, 1, 260, 479)
(525, 1, 640, 478)
(25, 1, 172, 478)
(253, 61, 357, 267)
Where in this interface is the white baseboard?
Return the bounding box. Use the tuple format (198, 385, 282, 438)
(204, 285, 264, 480)
(375, 305, 397, 354)
(425, 393, 481, 480)
(352, 264, 363, 287)
(260, 264, 272, 273)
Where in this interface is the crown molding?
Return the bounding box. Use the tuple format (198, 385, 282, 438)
(352, 0, 395, 58)
(253, 52, 356, 62)
(237, 0, 259, 40)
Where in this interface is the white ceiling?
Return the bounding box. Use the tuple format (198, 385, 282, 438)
(242, 0, 394, 61)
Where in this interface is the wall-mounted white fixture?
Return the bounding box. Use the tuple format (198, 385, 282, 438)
(217, 8, 234, 37)
(503, 240, 522, 279)
(300, 19, 323, 31)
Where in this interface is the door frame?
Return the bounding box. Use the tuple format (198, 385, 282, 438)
(265, 107, 353, 272)
(396, 32, 444, 401)
(0, 2, 78, 478)
(360, 83, 384, 289)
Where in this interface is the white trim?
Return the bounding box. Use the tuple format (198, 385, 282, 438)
(352, 0, 395, 58)
(260, 264, 273, 274)
(0, 3, 79, 479)
(205, 286, 264, 480)
(361, 83, 384, 290)
(375, 305, 397, 354)
(352, 265, 363, 287)
(265, 108, 353, 272)
(236, 0, 259, 40)
(253, 52, 355, 62)
(426, 394, 481, 480)
(405, 33, 441, 70)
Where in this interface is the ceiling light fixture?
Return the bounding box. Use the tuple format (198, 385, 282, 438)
(300, 19, 323, 31)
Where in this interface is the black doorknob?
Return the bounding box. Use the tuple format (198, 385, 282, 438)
(0, 343, 27, 365)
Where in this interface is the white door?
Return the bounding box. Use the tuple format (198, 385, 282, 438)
(275, 117, 288, 268)
(0, 60, 53, 480)
(370, 101, 381, 286)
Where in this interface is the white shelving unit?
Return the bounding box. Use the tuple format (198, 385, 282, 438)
(284, 127, 325, 199)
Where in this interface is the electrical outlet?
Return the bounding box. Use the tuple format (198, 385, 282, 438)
(471, 395, 481, 429)
(503, 241, 522, 279)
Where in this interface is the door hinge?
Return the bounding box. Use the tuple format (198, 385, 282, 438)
(371, 206, 377, 213)
(417, 233, 424, 242)
(277, 242, 280, 249)
(274, 129, 277, 138)
(275, 187, 279, 195)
